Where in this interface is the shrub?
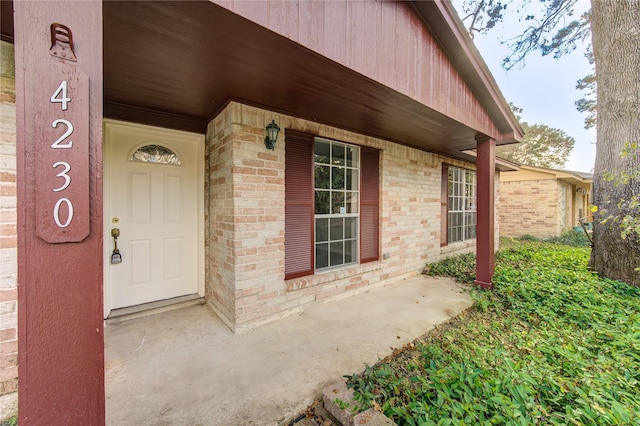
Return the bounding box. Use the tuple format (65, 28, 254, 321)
(424, 252, 475, 284)
(546, 228, 591, 247)
(516, 234, 539, 242)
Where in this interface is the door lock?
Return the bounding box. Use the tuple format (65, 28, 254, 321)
(110, 228, 122, 264)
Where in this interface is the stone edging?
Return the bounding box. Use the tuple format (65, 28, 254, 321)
(322, 381, 397, 426)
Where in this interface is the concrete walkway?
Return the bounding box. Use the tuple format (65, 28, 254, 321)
(105, 275, 472, 425)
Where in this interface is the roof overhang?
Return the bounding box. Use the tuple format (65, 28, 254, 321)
(461, 150, 521, 172)
(503, 164, 593, 184)
(2, 0, 523, 165)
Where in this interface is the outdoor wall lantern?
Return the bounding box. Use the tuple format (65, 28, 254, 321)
(264, 120, 281, 150)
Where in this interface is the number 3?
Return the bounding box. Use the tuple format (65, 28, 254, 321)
(52, 161, 71, 192)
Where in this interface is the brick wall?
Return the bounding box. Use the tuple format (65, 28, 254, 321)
(0, 40, 18, 419)
(499, 178, 560, 238)
(206, 102, 501, 331)
(205, 104, 286, 329)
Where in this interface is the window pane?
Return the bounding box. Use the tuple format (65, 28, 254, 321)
(345, 217, 357, 239)
(330, 242, 343, 266)
(346, 192, 358, 213)
(346, 146, 359, 167)
(316, 243, 329, 269)
(315, 165, 330, 189)
(345, 239, 357, 263)
(330, 217, 344, 240)
(332, 167, 345, 190)
(465, 225, 476, 240)
(331, 192, 345, 214)
(315, 191, 330, 214)
(131, 144, 182, 165)
(315, 141, 331, 164)
(346, 169, 359, 191)
(332, 143, 345, 166)
(466, 211, 476, 226)
(316, 218, 328, 242)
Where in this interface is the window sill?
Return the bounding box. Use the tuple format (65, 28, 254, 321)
(286, 261, 383, 292)
(441, 239, 475, 255)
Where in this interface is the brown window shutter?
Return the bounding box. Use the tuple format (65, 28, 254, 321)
(285, 130, 315, 280)
(360, 147, 380, 263)
(440, 164, 449, 247)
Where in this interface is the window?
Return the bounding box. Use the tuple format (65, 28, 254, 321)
(447, 166, 476, 243)
(314, 139, 359, 270)
(285, 130, 379, 280)
(130, 144, 182, 165)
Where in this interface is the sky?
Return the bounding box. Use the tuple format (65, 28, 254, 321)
(452, 0, 596, 173)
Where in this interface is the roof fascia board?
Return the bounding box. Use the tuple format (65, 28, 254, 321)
(520, 165, 592, 182)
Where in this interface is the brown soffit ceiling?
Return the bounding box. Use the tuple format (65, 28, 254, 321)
(0, 1, 14, 43)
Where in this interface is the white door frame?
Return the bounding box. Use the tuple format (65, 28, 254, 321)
(102, 119, 205, 318)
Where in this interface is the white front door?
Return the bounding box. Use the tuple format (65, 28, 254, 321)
(104, 121, 204, 311)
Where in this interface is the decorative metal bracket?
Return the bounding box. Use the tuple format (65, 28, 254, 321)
(49, 23, 77, 62)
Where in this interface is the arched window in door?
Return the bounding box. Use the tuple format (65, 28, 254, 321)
(130, 144, 182, 166)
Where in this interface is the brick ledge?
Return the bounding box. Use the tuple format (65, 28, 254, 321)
(286, 262, 383, 292)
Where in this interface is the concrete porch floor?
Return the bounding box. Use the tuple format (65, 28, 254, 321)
(105, 275, 472, 425)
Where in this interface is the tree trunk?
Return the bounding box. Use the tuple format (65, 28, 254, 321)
(589, 0, 640, 286)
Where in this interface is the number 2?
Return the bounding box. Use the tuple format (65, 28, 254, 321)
(50, 80, 71, 111)
(51, 119, 74, 148)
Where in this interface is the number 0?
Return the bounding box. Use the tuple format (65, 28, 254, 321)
(50, 80, 71, 111)
(53, 198, 74, 228)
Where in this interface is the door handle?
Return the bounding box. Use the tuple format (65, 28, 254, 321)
(111, 228, 122, 264)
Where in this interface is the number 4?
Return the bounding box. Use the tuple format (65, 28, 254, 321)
(51, 80, 71, 111)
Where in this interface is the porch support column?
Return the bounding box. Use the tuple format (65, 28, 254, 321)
(15, 1, 105, 424)
(474, 135, 495, 289)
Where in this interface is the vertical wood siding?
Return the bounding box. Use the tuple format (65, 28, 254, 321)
(214, 0, 500, 140)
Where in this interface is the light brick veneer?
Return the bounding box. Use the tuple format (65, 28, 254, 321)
(205, 102, 500, 331)
(499, 178, 561, 238)
(0, 40, 18, 418)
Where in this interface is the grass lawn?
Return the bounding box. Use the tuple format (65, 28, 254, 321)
(345, 239, 640, 425)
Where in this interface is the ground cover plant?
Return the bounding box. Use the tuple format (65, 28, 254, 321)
(346, 241, 640, 425)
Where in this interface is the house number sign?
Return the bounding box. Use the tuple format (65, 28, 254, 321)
(34, 60, 90, 243)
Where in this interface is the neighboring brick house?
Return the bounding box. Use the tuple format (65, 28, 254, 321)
(2, 1, 524, 421)
(499, 165, 593, 238)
